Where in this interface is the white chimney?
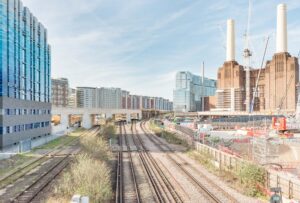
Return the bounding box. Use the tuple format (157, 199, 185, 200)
(276, 3, 287, 53)
(226, 19, 235, 61)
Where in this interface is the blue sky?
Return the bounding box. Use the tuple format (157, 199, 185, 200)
(22, 0, 300, 100)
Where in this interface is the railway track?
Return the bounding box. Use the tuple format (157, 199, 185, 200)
(116, 122, 142, 203)
(131, 121, 183, 203)
(116, 122, 184, 203)
(0, 127, 100, 203)
(115, 124, 124, 203)
(123, 124, 141, 203)
(140, 121, 238, 203)
(0, 127, 98, 190)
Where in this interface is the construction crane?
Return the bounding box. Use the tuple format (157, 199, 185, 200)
(251, 36, 270, 113)
(244, 0, 252, 113)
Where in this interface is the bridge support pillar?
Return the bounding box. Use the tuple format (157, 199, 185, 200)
(106, 112, 113, 120)
(60, 114, 69, 128)
(126, 113, 131, 122)
(82, 113, 92, 129)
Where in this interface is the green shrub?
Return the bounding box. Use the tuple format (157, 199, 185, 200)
(99, 125, 116, 140)
(237, 163, 266, 197)
(55, 154, 112, 202)
(80, 135, 112, 161)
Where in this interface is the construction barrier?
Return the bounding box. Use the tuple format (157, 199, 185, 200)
(194, 141, 300, 200)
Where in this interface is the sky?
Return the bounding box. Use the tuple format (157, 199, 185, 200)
(22, 0, 300, 100)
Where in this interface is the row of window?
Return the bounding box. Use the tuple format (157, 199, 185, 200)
(4, 108, 51, 116)
(0, 121, 50, 134)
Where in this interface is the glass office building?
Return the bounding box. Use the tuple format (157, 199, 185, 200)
(173, 71, 216, 112)
(0, 0, 51, 149)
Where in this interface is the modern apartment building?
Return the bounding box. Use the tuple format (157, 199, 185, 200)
(76, 87, 96, 108)
(97, 87, 122, 109)
(173, 71, 217, 112)
(129, 95, 142, 110)
(0, 0, 51, 149)
(75, 86, 173, 111)
(51, 78, 69, 107)
(68, 88, 77, 108)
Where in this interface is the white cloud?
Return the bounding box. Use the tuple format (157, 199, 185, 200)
(21, 0, 300, 100)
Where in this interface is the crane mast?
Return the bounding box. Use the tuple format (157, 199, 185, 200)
(244, 0, 252, 113)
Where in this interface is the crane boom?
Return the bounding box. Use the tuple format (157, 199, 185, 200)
(251, 36, 270, 113)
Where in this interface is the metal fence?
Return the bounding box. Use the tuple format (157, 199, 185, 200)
(194, 141, 300, 200)
(166, 123, 300, 200)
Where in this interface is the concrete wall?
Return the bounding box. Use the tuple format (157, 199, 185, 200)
(0, 97, 51, 149)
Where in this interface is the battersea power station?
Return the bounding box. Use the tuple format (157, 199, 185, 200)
(216, 4, 299, 114)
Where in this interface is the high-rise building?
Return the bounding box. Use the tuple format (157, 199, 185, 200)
(74, 86, 172, 111)
(173, 71, 217, 112)
(122, 90, 129, 109)
(68, 88, 77, 108)
(97, 87, 122, 109)
(76, 87, 97, 108)
(51, 78, 69, 107)
(0, 0, 51, 149)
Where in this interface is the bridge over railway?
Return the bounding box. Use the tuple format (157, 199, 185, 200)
(52, 107, 142, 129)
(174, 111, 288, 117)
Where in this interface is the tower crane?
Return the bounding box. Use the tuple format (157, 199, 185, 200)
(251, 36, 270, 113)
(244, 0, 252, 113)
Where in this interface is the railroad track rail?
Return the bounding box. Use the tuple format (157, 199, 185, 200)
(115, 124, 124, 203)
(131, 121, 183, 203)
(0, 127, 98, 190)
(123, 124, 141, 203)
(1, 127, 100, 203)
(140, 121, 238, 203)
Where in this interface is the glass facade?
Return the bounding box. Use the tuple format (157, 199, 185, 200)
(0, 0, 51, 149)
(0, 0, 51, 101)
(173, 71, 216, 112)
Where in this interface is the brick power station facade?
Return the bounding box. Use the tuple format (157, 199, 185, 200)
(216, 4, 299, 113)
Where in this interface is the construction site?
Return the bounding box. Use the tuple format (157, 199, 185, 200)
(171, 2, 300, 200)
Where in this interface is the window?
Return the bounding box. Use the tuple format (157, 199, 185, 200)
(6, 127, 10, 134)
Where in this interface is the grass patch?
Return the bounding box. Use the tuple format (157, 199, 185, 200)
(0, 153, 34, 177)
(99, 125, 116, 140)
(149, 121, 189, 148)
(186, 150, 216, 172)
(35, 128, 85, 150)
(187, 149, 267, 198)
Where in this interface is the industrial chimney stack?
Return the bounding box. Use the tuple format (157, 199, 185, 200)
(226, 19, 235, 61)
(276, 3, 287, 53)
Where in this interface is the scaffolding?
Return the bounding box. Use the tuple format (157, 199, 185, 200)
(252, 137, 279, 164)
